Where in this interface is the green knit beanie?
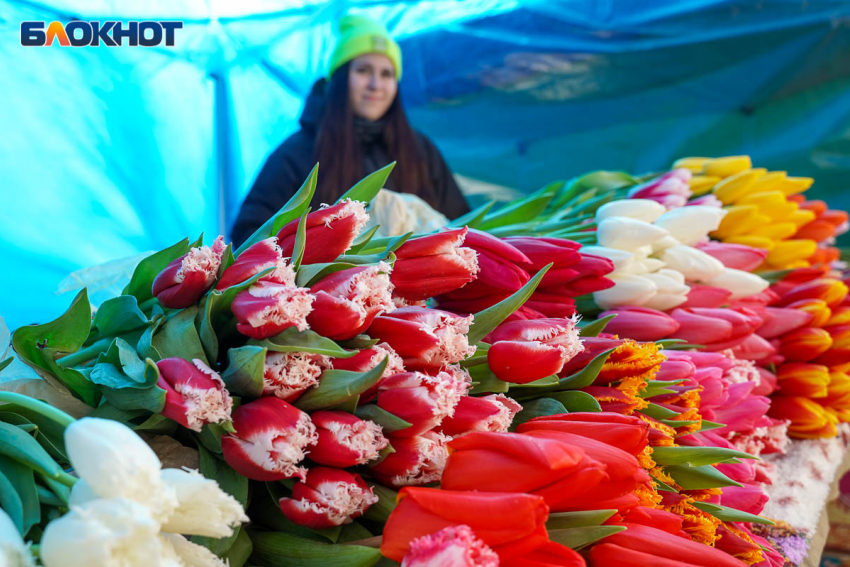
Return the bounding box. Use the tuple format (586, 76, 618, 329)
(327, 15, 402, 81)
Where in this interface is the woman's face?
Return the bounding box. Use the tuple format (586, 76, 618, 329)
(348, 53, 398, 121)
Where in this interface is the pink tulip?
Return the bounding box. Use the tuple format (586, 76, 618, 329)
(599, 307, 680, 342)
(391, 228, 480, 301)
(231, 280, 314, 339)
(152, 236, 226, 308)
(731, 334, 777, 362)
(217, 237, 295, 290)
(276, 199, 369, 264)
(156, 357, 233, 432)
(754, 307, 814, 339)
(687, 194, 723, 208)
(377, 369, 471, 437)
(696, 242, 768, 272)
(681, 284, 733, 309)
(401, 524, 500, 567)
(669, 307, 762, 351)
(278, 466, 377, 529)
(263, 351, 331, 401)
(309, 411, 388, 468)
(627, 169, 692, 209)
(720, 485, 768, 515)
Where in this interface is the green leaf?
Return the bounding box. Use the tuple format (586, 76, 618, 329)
(509, 375, 560, 389)
(93, 296, 149, 336)
(223, 527, 253, 567)
(0, 455, 39, 535)
(338, 335, 381, 350)
(547, 525, 626, 550)
(655, 339, 689, 349)
(568, 191, 615, 217)
(556, 348, 616, 390)
(291, 208, 310, 271)
(248, 530, 383, 567)
(652, 476, 678, 492)
(639, 380, 685, 399)
(152, 306, 208, 365)
(362, 483, 397, 523)
(236, 164, 318, 256)
(754, 269, 794, 285)
(651, 446, 757, 467)
(467, 264, 552, 344)
(217, 243, 236, 280)
(87, 403, 146, 424)
(459, 342, 490, 368)
(0, 422, 65, 482)
(337, 522, 373, 544)
(36, 484, 66, 507)
(125, 238, 189, 303)
(0, 467, 24, 535)
(221, 346, 267, 399)
(295, 262, 358, 288)
(295, 358, 388, 413)
(137, 314, 165, 361)
(354, 405, 412, 434)
(510, 398, 567, 430)
(468, 364, 510, 394)
(92, 338, 156, 389)
(0, 358, 11, 374)
(192, 445, 249, 555)
(250, 327, 355, 358)
(549, 391, 602, 413)
(347, 226, 381, 255)
(697, 420, 726, 432)
(546, 510, 617, 530)
(339, 162, 395, 204)
(666, 464, 744, 490)
(690, 502, 775, 525)
(640, 403, 679, 420)
(134, 414, 178, 435)
(333, 395, 360, 414)
(478, 194, 553, 230)
(447, 200, 495, 229)
(196, 423, 227, 454)
(101, 383, 166, 413)
(11, 289, 99, 406)
(578, 315, 616, 338)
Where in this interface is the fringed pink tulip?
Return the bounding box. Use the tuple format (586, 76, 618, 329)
(217, 237, 294, 290)
(681, 284, 733, 308)
(696, 242, 768, 272)
(599, 307, 680, 342)
(486, 318, 583, 383)
(152, 236, 226, 308)
(278, 466, 377, 529)
(309, 410, 388, 467)
(231, 280, 314, 339)
(369, 307, 476, 370)
(307, 262, 395, 340)
(377, 369, 471, 437)
(437, 394, 522, 437)
(263, 351, 331, 401)
(369, 431, 452, 487)
(156, 357, 233, 432)
(276, 199, 369, 264)
(669, 307, 762, 351)
(221, 397, 317, 481)
(392, 228, 480, 301)
(401, 524, 500, 567)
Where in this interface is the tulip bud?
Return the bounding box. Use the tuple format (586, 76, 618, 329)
(767, 239, 818, 268)
(437, 394, 522, 437)
(158, 468, 248, 538)
(391, 228, 480, 300)
(437, 231, 531, 301)
(369, 307, 476, 370)
(308, 263, 395, 340)
(276, 199, 369, 264)
(263, 351, 331, 401)
(618, 257, 666, 276)
(486, 318, 583, 384)
(641, 269, 691, 311)
(523, 290, 579, 319)
(681, 284, 733, 308)
(813, 324, 850, 367)
(401, 524, 500, 567)
(152, 236, 226, 308)
(221, 397, 317, 481)
(754, 306, 814, 339)
(217, 237, 295, 290)
(231, 280, 314, 339)
(778, 278, 849, 308)
(279, 467, 378, 529)
(0, 508, 34, 567)
(779, 328, 833, 362)
(377, 368, 471, 436)
(696, 242, 767, 272)
(658, 246, 724, 282)
(777, 363, 830, 397)
(627, 170, 693, 209)
(330, 342, 405, 401)
(769, 395, 838, 438)
(596, 199, 666, 223)
(600, 306, 680, 341)
(580, 246, 635, 271)
(654, 206, 727, 246)
(597, 217, 669, 251)
(826, 306, 850, 327)
(731, 334, 777, 362)
(787, 299, 832, 328)
(309, 410, 389, 467)
(704, 268, 769, 301)
(687, 194, 723, 207)
(156, 358, 233, 432)
(669, 307, 762, 351)
(369, 431, 452, 487)
(593, 274, 658, 310)
(503, 237, 583, 288)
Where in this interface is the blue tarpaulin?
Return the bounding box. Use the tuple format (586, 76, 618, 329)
(2, 0, 850, 329)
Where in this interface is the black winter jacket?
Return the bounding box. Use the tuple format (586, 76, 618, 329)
(230, 80, 469, 247)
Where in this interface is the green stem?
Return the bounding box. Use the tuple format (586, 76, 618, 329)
(54, 470, 78, 488)
(138, 297, 159, 312)
(0, 392, 76, 428)
(55, 338, 112, 368)
(29, 545, 40, 558)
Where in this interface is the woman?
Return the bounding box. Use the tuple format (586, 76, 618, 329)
(231, 15, 469, 246)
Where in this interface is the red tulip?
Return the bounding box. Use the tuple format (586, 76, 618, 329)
(276, 199, 369, 264)
(231, 280, 314, 339)
(681, 284, 733, 309)
(221, 397, 316, 481)
(754, 306, 813, 339)
(369, 432, 451, 487)
(308, 410, 388, 467)
(696, 242, 767, 272)
(502, 541, 587, 567)
(486, 318, 583, 384)
(669, 307, 762, 351)
(538, 273, 614, 297)
(152, 236, 226, 308)
(369, 307, 475, 370)
(812, 324, 850, 366)
(599, 307, 680, 342)
(218, 237, 298, 291)
(377, 369, 471, 437)
(400, 524, 501, 567)
(329, 342, 405, 401)
(381, 487, 550, 563)
(278, 466, 377, 529)
(156, 357, 233, 432)
(778, 327, 833, 362)
(777, 278, 849, 308)
(523, 291, 578, 318)
(515, 413, 649, 456)
(437, 394, 522, 437)
(391, 228, 480, 301)
(622, 506, 687, 537)
(826, 305, 850, 327)
(503, 236, 582, 287)
(263, 351, 331, 401)
(558, 337, 623, 377)
(307, 263, 395, 340)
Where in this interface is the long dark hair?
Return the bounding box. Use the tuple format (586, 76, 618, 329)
(312, 62, 433, 203)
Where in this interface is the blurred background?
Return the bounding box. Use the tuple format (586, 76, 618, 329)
(2, 0, 850, 329)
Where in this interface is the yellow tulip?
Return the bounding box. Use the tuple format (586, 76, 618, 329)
(787, 209, 818, 228)
(776, 176, 814, 196)
(738, 191, 799, 220)
(748, 223, 798, 241)
(701, 155, 753, 178)
(724, 235, 776, 250)
(713, 205, 767, 239)
(766, 239, 818, 267)
(673, 157, 710, 173)
(750, 171, 787, 192)
(688, 175, 721, 196)
(713, 168, 767, 204)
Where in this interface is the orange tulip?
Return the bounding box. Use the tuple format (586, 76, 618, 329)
(812, 324, 850, 367)
(826, 306, 850, 327)
(800, 199, 827, 216)
(787, 298, 832, 328)
(808, 247, 840, 265)
(779, 327, 833, 362)
(821, 209, 849, 227)
(776, 363, 830, 397)
(778, 278, 849, 309)
(817, 371, 850, 422)
(768, 396, 838, 438)
(794, 219, 836, 242)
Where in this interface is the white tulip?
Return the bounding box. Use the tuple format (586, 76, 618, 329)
(660, 245, 726, 282)
(64, 418, 177, 521)
(593, 274, 658, 309)
(579, 246, 635, 271)
(642, 269, 691, 311)
(0, 508, 34, 567)
(632, 245, 653, 261)
(651, 235, 680, 254)
(653, 206, 727, 246)
(597, 217, 669, 252)
(704, 268, 770, 300)
(159, 468, 248, 538)
(161, 534, 228, 567)
(618, 258, 666, 276)
(596, 199, 666, 223)
(41, 498, 165, 567)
